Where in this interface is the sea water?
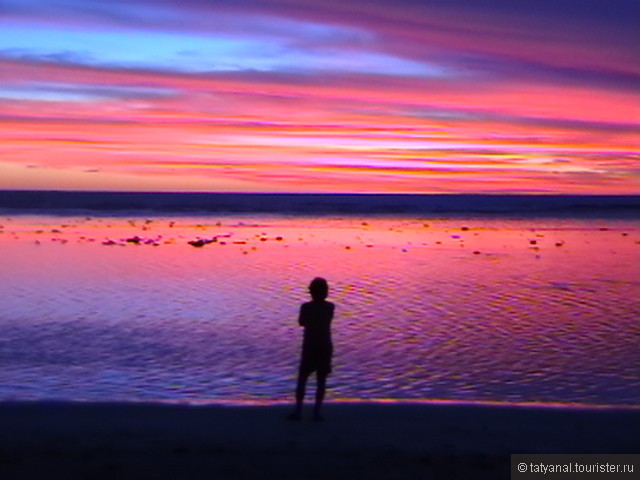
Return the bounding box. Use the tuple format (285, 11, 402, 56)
(0, 214, 638, 406)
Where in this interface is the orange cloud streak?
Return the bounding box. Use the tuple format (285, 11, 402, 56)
(1, 58, 638, 193)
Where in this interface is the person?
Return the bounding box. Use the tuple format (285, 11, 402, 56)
(288, 277, 335, 422)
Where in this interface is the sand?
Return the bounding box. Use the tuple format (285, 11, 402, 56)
(0, 401, 637, 479)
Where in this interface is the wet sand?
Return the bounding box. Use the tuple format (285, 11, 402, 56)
(0, 401, 637, 479)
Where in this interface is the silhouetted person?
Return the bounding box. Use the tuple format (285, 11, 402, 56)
(288, 277, 334, 421)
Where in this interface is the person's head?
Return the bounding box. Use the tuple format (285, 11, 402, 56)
(309, 277, 329, 301)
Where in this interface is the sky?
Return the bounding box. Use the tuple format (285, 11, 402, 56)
(0, 0, 638, 194)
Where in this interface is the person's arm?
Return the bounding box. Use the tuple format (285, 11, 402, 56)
(328, 302, 335, 322)
(298, 304, 308, 327)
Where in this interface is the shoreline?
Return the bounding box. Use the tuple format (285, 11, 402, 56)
(1, 401, 638, 479)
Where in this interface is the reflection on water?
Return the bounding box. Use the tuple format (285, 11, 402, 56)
(0, 215, 638, 406)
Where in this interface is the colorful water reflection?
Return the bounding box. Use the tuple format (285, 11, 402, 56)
(0, 215, 638, 406)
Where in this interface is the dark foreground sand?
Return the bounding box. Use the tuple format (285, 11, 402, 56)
(0, 401, 637, 479)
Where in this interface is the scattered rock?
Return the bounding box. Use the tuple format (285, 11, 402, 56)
(188, 239, 208, 247)
(188, 235, 226, 247)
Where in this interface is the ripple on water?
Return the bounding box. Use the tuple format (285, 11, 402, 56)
(0, 215, 638, 406)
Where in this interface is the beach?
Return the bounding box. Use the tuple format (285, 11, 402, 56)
(0, 204, 638, 478)
(1, 401, 638, 479)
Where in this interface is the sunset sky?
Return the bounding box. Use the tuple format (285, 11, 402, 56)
(1, 0, 638, 194)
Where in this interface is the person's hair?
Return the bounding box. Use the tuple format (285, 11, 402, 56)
(309, 277, 329, 301)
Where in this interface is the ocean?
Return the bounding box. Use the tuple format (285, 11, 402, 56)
(0, 192, 638, 407)
(1, 190, 639, 217)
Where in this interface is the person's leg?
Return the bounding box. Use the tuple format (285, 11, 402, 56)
(296, 369, 311, 411)
(313, 372, 328, 421)
(288, 368, 310, 420)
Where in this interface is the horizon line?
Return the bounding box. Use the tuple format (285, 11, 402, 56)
(1, 189, 639, 198)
